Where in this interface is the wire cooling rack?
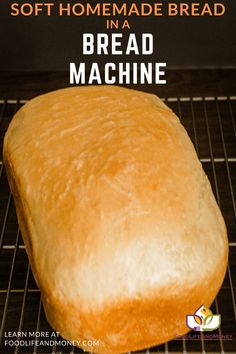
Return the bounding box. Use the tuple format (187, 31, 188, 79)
(0, 96, 235, 354)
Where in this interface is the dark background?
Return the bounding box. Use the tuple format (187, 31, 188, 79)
(0, 0, 235, 71)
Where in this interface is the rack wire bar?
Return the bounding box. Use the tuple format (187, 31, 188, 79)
(0, 96, 235, 353)
(214, 99, 236, 329)
(0, 96, 235, 105)
(228, 98, 236, 139)
(215, 99, 236, 224)
(0, 228, 21, 345)
(176, 97, 189, 354)
(177, 97, 201, 354)
(14, 263, 30, 354)
(214, 298, 224, 354)
(228, 263, 236, 322)
(0, 194, 11, 249)
(32, 297, 42, 354)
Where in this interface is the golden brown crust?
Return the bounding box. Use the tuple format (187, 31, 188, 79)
(3, 151, 41, 288)
(43, 257, 227, 354)
(3, 86, 228, 353)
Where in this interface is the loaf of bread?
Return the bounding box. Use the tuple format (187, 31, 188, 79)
(3, 86, 228, 353)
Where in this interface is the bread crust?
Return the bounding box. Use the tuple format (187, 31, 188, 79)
(3, 86, 228, 353)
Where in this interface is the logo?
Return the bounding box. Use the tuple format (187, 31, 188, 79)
(186, 305, 221, 331)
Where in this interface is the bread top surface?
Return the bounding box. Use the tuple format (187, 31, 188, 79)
(3, 86, 227, 311)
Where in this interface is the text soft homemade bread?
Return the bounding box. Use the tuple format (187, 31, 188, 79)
(3, 86, 228, 353)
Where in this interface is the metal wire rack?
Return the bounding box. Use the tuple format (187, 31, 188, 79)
(0, 96, 235, 354)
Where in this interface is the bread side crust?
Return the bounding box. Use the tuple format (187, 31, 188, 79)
(43, 251, 227, 353)
(3, 146, 41, 288)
